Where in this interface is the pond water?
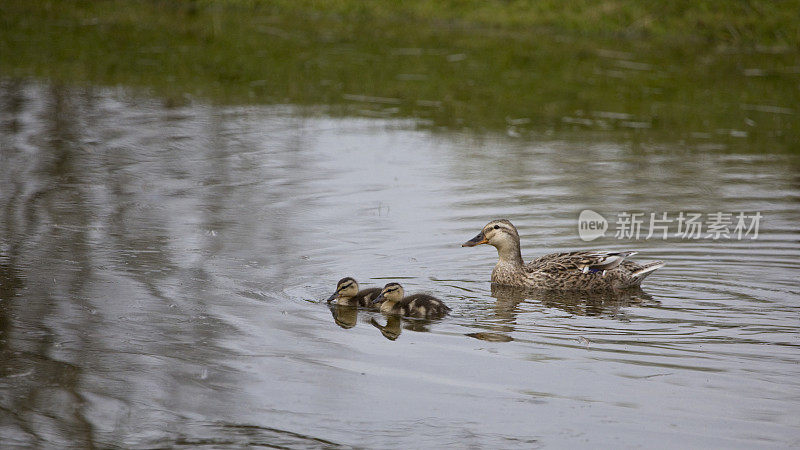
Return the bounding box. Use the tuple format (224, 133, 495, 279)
(1, 81, 799, 448)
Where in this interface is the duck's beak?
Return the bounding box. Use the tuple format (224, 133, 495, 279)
(325, 291, 339, 303)
(462, 231, 488, 247)
(371, 292, 386, 304)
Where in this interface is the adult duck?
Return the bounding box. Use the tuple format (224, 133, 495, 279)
(462, 219, 663, 290)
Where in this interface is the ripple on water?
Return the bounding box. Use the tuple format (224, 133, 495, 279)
(1, 81, 799, 448)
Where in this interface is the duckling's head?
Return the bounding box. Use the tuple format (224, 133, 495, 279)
(462, 219, 520, 250)
(372, 282, 405, 304)
(326, 277, 359, 303)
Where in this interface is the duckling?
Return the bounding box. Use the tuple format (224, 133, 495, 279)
(371, 283, 450, 319)
(325, 277, 382, 308)
(462, 219, 664, 291)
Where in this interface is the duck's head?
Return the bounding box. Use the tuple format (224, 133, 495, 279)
(326, 277, 359, 303)
(462, 219, 520, 250)
(372, 282, 404, 304)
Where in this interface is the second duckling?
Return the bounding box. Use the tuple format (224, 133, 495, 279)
(326, 277, 382, 308)
(372, 283, 450, 319)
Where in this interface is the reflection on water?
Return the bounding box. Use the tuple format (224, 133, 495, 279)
(369, 315, 436, 342)
(1, 80, 800, 447)
(491, 283, 658, 319)
(328, 302, 439, 341)
(370, 316, 402, 341)
(329, 304, 358, 329)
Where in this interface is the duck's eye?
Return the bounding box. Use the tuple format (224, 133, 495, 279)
(493, 225, 500, 230)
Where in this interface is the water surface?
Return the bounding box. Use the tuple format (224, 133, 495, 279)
(1, 81, 799, 448)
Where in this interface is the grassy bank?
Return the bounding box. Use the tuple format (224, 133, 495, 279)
(1, 0, 798, 151)
(258, 0, 799, 46)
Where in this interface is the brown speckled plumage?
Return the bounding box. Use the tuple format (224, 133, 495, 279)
(373, 283, 451, 319)
(463, 219, 664, 290)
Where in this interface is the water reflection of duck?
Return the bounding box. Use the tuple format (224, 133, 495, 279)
(370, 315, 434, 341)
(328, 303, 358, 329)
(463, 219, 664, 290)
(325, 277, 382, 307)
(372, 283, 450, 319)
(370, 316, 402, 340)
(491, 283, 656, 317)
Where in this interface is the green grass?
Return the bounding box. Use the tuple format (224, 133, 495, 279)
(2, 0, 799, 152)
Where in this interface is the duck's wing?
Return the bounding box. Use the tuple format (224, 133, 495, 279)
(526, 251, 638, 273)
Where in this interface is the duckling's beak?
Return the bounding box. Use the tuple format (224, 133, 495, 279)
(462, 231, 488, 247)
(371, 292, 386, 304)
(325, 292, 339, 303)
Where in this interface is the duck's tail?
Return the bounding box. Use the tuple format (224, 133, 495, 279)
(629, 261, 665, 286)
